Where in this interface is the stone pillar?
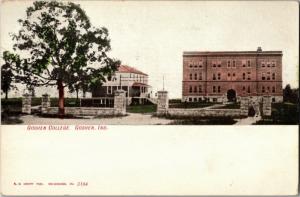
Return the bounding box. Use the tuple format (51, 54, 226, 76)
(262, 95, 272, 116)
(240, 96, 249, 116)
(22, 93, 31, 114)
(114, 90, 126, 115)
(41, 94, 51, 114)
(157, 91, 169, 115)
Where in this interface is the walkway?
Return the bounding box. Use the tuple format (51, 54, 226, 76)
(20, 113, 172, 125)
(234, 115, 261, 125)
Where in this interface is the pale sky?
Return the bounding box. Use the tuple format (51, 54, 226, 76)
(1, 0, 299, 98)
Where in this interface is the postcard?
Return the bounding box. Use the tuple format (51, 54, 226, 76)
(1, 0, 299, 195)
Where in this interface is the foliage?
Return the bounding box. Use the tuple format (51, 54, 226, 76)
(169, 101, 214, 108)
(255, 102, 299, 125)
(1, 51, 20, 99)
(10, 1, 120, 115)
(283, 84, 299, 104)
(213, 102, 240, 109)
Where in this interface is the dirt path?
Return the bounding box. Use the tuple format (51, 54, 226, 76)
(234, 116, 261, 125)
(20, 113, 173, 125)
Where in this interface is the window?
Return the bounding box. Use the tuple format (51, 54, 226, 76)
(247, 86, 251, 93)
(189, 86, 192, 93)
(189, 73, 192, 80)
(247, 72, 251, 80)
(233, 73, 236, 77)
(247, 60, 251, 67)
(217, 73, 221, 80)
(272, 86, 275, 93)
(243, 86, 246, 91)
(228, 73, 231, 77)
(194, 73, 197, 80)
(262, 62, 265, 67)
(194, 64, 197, 68)
(267, 63, 270, 67)
(272, 62, 275, 67)
(199, 64, 203, 68)
(227, 61, 231, 67)
(262, 86, 265, 93)
(189, 64, 193, 68)
(242, 60, 246, 67)
(194, 97, 198, 102)
(272, 98, 276, 102)
(243, 73, 246, 80)
(189, 98, 192, 102)
(199, 85, 202, 93)
(194, 86, 197, 93)
(213, 86, 216, 93)
(267, 86, 270, 93)
(199, 73, 202, 80)
(262, 73, 265, 80)
(267, 72, 270, 80)
(218, 86, 221, 93)
(218, 64, 221, 67)
(272, 73, 275, 80)
(213, 74, 216, 80)
(233, 61, 236, 67)
(213, 64, 216, 68)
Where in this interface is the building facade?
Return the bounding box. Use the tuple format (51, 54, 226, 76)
(92, 65, 151, 105)
(182, 47, 283, 103)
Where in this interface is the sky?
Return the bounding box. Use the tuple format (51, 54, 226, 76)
(1, 0, 299, 98)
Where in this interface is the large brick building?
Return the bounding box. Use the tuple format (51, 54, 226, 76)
(182, 47, 283, 103)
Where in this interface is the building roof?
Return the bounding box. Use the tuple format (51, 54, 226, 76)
(117, 65, 148, 76)
(183, 48, 282, 57)
(132, 82, 150, 87)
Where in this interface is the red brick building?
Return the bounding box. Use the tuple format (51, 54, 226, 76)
(182, 47, 283, 103)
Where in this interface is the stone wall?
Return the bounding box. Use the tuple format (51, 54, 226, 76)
(167, 108, 246, 117)
(114, 90, 126, 115)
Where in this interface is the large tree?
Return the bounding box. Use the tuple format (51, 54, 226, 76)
(11, 1, 120, 116)
(1, 51, 20, 99)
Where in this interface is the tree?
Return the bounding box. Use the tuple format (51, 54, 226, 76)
(1, 51, 20, 99)
(11, 1, 120, 116)
(283, 84, 299, 104)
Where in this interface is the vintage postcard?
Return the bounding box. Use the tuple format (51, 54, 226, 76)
(0, 0, 299, 195)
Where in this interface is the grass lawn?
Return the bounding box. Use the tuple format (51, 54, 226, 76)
(169, 102, 214, 109)
(126, 104, 157, 113)
(159, 115, 237, 125)
(254, 102, 299, 125)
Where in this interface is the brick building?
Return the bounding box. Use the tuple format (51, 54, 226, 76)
(182, 47, 283, 103)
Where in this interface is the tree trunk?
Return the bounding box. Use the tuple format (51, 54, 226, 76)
(5, 91, 8, 99)
(76, 89, 79, 101)
(58, 79, 65, 118)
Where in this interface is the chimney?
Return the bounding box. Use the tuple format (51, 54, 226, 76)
(257, 47, 262, 52)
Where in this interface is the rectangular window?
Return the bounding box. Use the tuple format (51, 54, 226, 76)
(272, 73, 275, 80)
(189, 86, 192, 93)
(272, 87, 275, 93)
(194, 86, 197, 93)
(213, 64, 216, 68)
(247, 60, 251, 67)
(247, 72, 251, 80)
(199, 73, 202, 80)
(242, 60, 246, 67)
(243, 73, 246, 80)
(262, 86, 265, 93)
(189, 64, 193, 68)
(217, 73, 221, 80)
(243, 86, 246, 91)
(199, 85, 202, 93)
(213, 86, 216, 93)
(262, 62, 265, 67)
(233, 61, 236, 67)
(227, 61, 231, 67)
(218, 86, 221, 93)
(267, 72, 270, 80)
(267, 63, 270, 67)
(272, 62, 275, 67)
(247, 86, 251, 93)
(190, 73, 193, 80)
(213, 74, 216, 80)
(233, 73, 236, 77)
(267, 86, 270, 92)
(194, 73, 197, 80)
(217, 64, 221, 67)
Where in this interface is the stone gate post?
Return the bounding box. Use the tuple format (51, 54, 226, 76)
(41, 94, 51, 114)
(262, 96, 272, 116)
(240, 96, 249, 116)
(22, 93, 32, 114)
(114, 90, 126, 115)
(157, 90, 169, 115)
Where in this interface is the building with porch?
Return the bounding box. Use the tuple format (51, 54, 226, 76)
(182, 47, 283, 103)
(92, 65, 151, 105)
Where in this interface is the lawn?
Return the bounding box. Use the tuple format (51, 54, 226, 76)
(254, 102, 299, 125)
(214, 102, 241, 109)
(169, 102, 214, 109)
(126, 104, 157, 113)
